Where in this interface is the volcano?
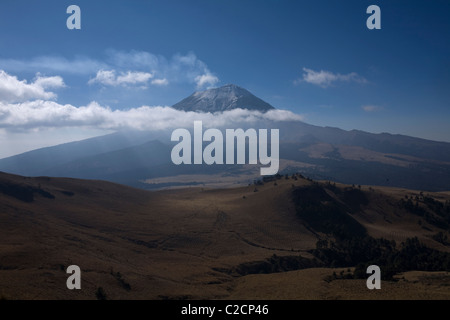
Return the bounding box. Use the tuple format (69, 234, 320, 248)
(171, 84, 275, 112)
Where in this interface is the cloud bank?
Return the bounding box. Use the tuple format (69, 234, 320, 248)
(0, 100, 303, 132)
(0, 68, 302, 132)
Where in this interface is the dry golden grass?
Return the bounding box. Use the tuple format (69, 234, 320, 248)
(142, 159, 313, 189)
(228, 269, 450, 300)
(0, 172, 449, 300)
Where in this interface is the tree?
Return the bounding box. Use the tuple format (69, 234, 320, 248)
(95, 287, 107, 300)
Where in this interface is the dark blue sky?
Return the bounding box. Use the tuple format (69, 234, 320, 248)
(0, 0, 448, 156)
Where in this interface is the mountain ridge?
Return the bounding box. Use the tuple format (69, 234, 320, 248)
(0, 85, 450, 191)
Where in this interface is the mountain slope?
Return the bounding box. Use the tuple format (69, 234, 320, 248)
(0, 171, 449, 299)
(172, 84, 275, 112)
(43, 140, 172, 184)
(0, 131, 155, 176)
(1, 86, 450, 191)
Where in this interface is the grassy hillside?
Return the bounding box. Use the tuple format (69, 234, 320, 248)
(0, 171, 449, 299)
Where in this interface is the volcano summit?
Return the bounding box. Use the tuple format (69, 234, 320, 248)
(171, 84, 275, 113)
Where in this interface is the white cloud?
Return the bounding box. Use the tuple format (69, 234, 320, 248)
(151, 78, 169, 86)
(34, 74, 66, 89)
(362, 105, 382, 112)
(195, 73, 219, 89)
(0, 70, 65, 103)
(161, 51, 220, 88)
(117, 71, 153, 85)
(297, 67, 367, 88)
(0, 51, 220, 89)
(88, 70, 153, 87)
(88, 70, 115, 86)
(0, 100, 303, 132)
